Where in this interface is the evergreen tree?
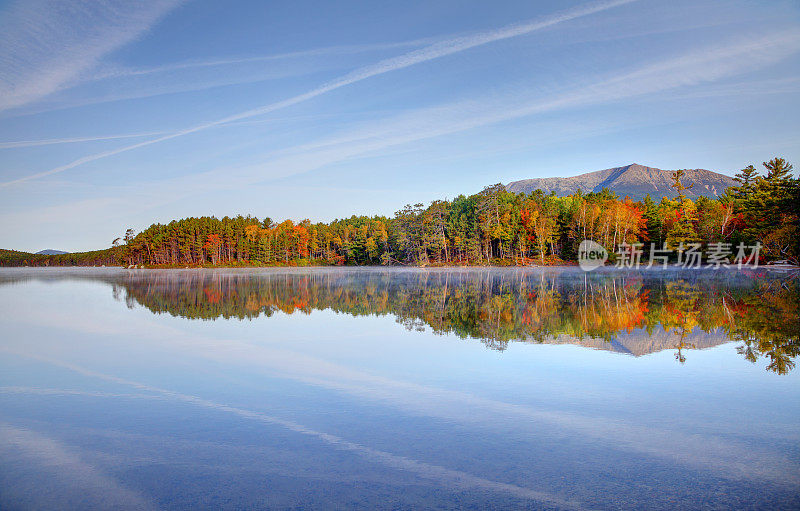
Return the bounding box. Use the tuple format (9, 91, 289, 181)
(665, 169, 700, 248)
(642, 194, 664, 248)
(8, 158, 794, 269)
(732, 164, 759, 198)
(763, 157, 793, 182)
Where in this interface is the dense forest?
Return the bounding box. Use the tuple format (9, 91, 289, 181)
(0, 247, 125, 267)
(2, 157, 797, 267)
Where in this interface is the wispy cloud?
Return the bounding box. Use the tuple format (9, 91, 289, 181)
(4, 328, 798, 487)
(0, 0, 637, 187)
(5, 69, 312, 117)
(0, 424, 157, 510)
(0, 39, 440, 119)
(88, 38, 437, 82)
(651, 76, 800, 101)
(138, 29, 800, 201)
(0, 0, 184, 112)
(4, 27, 799, 226)
(0, 113, 341, 151)
(0, 366, 579, 508)
(0, 131, 167, 149)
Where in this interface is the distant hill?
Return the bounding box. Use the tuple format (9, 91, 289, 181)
(505, 163, 737, 200)
(1, 247, 119, 267)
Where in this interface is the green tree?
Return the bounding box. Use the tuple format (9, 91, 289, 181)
(665, 170, 700, 248)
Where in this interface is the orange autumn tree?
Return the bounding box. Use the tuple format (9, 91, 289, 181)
(293, 222, 311, 260)
(203, 234, 222, 265)
(96, 156, 795, 269)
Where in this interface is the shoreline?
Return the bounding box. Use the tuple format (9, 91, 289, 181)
(3, 263, 795, 271)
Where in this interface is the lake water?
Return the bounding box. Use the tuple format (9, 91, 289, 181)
(0, 267, 798, 510)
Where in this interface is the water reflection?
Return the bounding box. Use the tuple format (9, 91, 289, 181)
(4, 267, 797, 373)
(1, 267, 799, 510)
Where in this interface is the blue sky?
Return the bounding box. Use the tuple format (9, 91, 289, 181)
(0, 0, 799, 252)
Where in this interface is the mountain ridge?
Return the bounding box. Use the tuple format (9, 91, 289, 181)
(505, 163, 737, 200)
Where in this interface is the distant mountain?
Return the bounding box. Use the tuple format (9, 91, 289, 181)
(505, 163, 737, 200)
(36, 249, 68, 255)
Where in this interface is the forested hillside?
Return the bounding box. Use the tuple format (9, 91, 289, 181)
(0, 247, 122, 267)
(3, 158, 797, 267)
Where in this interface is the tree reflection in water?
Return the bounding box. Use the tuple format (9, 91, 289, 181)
(92, 268, 798, 374)
(3, 268, 796, 373)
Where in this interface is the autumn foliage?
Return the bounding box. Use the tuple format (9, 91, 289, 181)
(2, 157, 796, 267)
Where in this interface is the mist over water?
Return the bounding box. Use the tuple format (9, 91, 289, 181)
(0, 267, 798, 509)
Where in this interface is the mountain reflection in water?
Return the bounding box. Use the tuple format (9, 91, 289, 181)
(1, 267, 799, 510)
(8, 267, 797, 374)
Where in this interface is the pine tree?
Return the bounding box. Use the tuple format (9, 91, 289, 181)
(759, 158, 799, 262)
(732, 164, 759, 199)
(642, 194, 664, 248)
(665, 170, 700, 248)
(763, 157, 793, 182)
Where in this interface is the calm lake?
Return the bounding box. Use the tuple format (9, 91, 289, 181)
(0, 267, 798, 510)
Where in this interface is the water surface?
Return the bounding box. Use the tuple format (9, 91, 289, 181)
(1, 267, 798, 509)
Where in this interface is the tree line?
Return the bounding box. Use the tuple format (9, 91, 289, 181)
(0, 247, 125, 267)
(2, 157, 797, 267)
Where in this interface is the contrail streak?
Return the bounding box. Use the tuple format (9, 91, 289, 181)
(0, 132, 167, 149)
(88, 38, 437, 81)
(0, 0, 636, 187)
(1, 363, 583, 509)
